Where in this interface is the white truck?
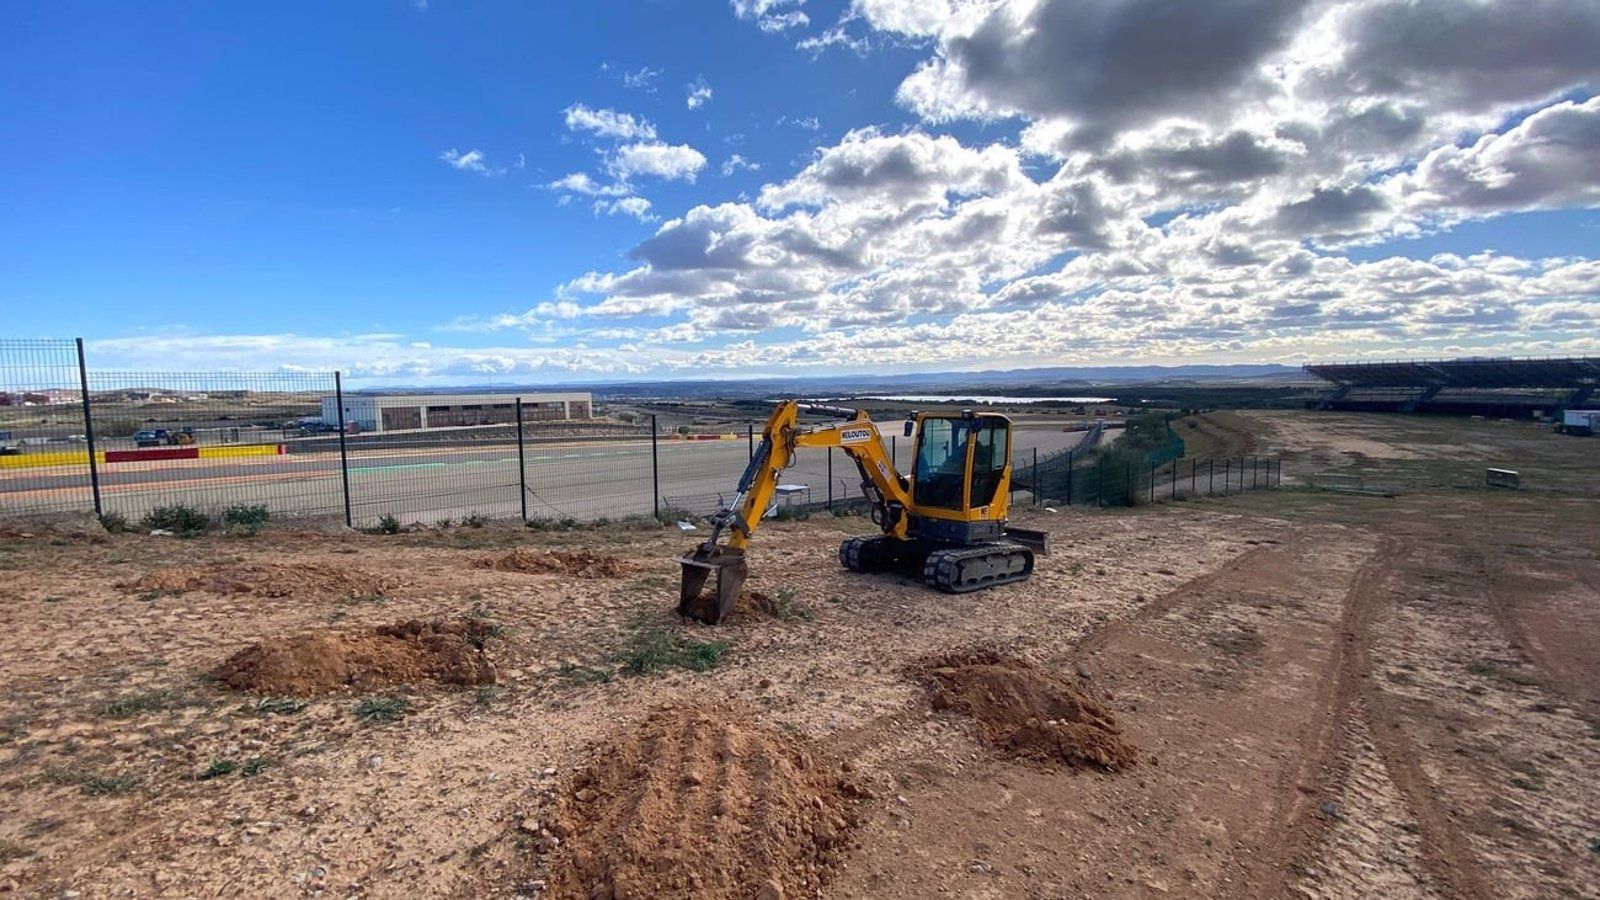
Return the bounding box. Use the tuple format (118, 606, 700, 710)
(1559, 409, 1599, 436)
(0, 430, 16, 455)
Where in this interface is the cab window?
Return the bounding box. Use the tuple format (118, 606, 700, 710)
(912, 418, 972, 509)
(970, 419, 1009, 507)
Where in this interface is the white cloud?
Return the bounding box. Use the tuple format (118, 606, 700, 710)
(606, 142, 708, 182)
(686, 77, 714, 110)
(548, 172, 630, 197)
(731, 0, 810, 32)
(622, 66, 661, 91)
(722, 154, 761, 176)
(562, 104, 657, 141)
(438, 148, 505, 176)
(596, 196, 656, 221)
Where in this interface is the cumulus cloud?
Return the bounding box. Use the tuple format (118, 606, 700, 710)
(722, 154, 761, 176)
(563, 104, 657, 141)
(596, 196, 656, 221)
(479, 0, 1600, 373)
(606, 142, 708, 182)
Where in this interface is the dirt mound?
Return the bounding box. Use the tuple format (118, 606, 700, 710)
(213, 617, 497, 695)
(540, 705, 866, 900)
(122, 562, 398, 598)
(473, 549, 631, 578)
(919, 651, 1137, 770)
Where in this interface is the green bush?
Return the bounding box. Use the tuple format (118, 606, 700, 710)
(620, 626, 728, 676)
(375, 514, 400, 535)
(98, 512, 131, 534)
(221, 504, 269, 535)
(140, 505, 210, 536)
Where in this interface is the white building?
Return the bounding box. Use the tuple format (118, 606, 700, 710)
(319, 391, 592, 434)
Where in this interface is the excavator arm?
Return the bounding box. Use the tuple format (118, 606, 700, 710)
(678, 400, 910, 623)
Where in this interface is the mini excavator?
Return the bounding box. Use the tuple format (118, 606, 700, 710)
(678, 400, 1047, 624)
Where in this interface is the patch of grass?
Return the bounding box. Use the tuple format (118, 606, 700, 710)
(625, 574, 673, 593)
(247, 696, 307, 716)
(463, 511, 489, 528)
(755, 587, 813, 622)
(241, 756, 270, 778)
(435, 518, 454, 529)
(554, 662, 614, 685)
(0, 838, 30, 863)
(338, 593, 387, 606)
(98, 511, 131, 534)
(526, 515, 580, 531)
(80, 774, 139, 796)
(197, 758, 238, 780)
(221, 503, 270, 536)
(619, 625, 729, 676)
(140, 504, 210, 536)
(370, 514, 401, 535)
(1466, 659, 1541, 687)
(353, 696, 408, 723)
(96, 689, 179, 718)
(772, 505, 811, 522)
(473, 685, 502, 706)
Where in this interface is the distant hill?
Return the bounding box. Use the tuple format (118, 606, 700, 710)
(358, 363, 1307, 399)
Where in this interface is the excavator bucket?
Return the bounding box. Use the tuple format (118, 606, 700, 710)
(678, 545, 747, 625)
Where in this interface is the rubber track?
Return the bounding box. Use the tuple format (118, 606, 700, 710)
(922, 542, 1033, 593)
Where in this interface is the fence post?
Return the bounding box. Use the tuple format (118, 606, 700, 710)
(74, 338, 102, 517)
(1097, 454, 1105, 508)
(1150, 460, 1156, 504)
(1032, 447, 1039, 506)
(748, 424, 754, 460)
(1252, 456, 1259, 489)
(1223, 458, 1230, 494)
(1066, 450, 1074, 506)
(827, 447, 834, 511)
(515, 397, 528, 523)
(1190, 458, 1197, 497)
(335, 371, 352, 527)
(650, 414, 660, 521)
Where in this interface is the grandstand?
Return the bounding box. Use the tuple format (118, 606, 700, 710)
(1305, 356, 1600, 417)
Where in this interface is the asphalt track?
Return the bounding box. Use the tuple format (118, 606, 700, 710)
(0, 427, 1089, 525)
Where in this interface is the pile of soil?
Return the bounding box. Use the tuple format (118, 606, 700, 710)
(540, 705, 866, 900)
(473, 549, 631, 578)
(213, 618, 497, 695)
(919, 651, 1138, 770)
(121, 562, 398, 599)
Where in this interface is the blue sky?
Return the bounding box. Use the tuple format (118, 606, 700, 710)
(3, 1, 1598, 383)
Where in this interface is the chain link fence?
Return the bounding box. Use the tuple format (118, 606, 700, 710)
(2, 338, 1279, 528)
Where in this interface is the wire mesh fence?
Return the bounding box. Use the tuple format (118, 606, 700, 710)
(2, 338, 1281, 528)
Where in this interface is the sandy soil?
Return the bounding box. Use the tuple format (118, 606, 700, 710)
(0, 413, 1596, 899)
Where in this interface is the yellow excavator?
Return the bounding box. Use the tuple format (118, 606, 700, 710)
(679, 400, 1047, 624)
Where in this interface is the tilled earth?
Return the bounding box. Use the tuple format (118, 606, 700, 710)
(0, 418, 1597, 898)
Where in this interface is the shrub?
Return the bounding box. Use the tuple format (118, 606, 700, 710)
(98, 512, 131, 533)
(221, 504, 269, 535)
(463, 511, 489, 528)
(140, 504, 209, 536)
(375, 514, 400, 535)
(354, 696, 408, 722)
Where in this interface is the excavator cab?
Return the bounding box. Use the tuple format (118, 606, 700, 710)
(679, 402, 1045, 625)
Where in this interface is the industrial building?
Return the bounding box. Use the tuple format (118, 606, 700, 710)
(1306, 356, 1599, 418)
(319, 391, 592, 434)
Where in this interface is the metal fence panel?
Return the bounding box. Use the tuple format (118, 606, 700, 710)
(0, 340, 95, 515)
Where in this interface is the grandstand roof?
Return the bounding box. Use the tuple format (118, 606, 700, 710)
(1305, 356, 1600, 388)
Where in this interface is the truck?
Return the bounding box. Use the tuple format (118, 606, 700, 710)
(1558, 409, 1599, 436)
(0, 430, 16, 455)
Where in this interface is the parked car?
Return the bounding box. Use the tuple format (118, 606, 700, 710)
(134, 428, 197, 448)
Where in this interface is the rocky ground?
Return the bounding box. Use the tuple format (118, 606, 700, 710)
(0, 412, 1595, 899)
